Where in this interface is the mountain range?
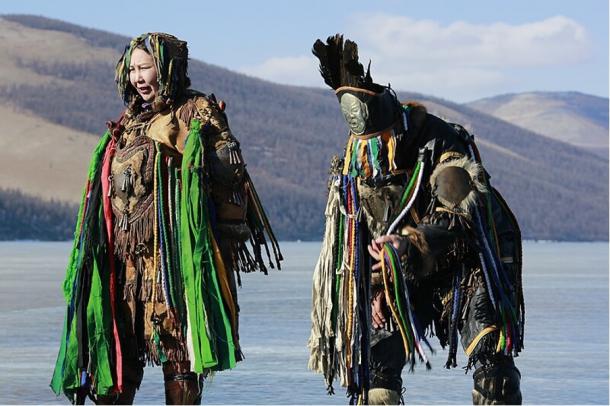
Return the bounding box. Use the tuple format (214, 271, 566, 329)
(468, 92, 608, 158)
(0, 14, 607, 241)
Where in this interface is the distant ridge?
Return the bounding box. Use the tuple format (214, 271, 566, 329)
(467, 91, 609, 159)
(0, 15, 607, 241)
(3, 14, 127, 50)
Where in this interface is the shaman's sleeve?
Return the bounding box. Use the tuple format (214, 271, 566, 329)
(189, 96, 282, 274)
(184, 96, 250, 241)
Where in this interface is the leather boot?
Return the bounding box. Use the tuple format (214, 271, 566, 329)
(163, 362, 203, 405)
(368, 388, 402, 405)
(91, 355, 143, 405)
(472, 357, 522, 405)
(93, 383, 138, 405)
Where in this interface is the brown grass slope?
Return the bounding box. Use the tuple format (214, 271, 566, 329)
(0, 14, 607, 240)
(0, 105, 98, 202)
(467, 92, 609, 159)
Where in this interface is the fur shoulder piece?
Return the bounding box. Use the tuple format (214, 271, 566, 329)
(429, 156, 487, 213)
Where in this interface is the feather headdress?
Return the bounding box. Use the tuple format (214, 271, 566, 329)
(312, 34, 403, 138)
(312, 34, 381, 92)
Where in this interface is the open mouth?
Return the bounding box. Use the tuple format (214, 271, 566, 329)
(138, 86, 152, 95)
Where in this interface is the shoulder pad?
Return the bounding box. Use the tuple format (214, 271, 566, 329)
(177, 95, 223, 127)
(429, 156, 487, 212)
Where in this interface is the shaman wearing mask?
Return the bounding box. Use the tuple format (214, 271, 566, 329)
(51, 33, 282, 404)
(308, 35, 524, 405)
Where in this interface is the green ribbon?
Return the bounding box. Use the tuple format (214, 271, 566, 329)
(180, 119, 236, 372)
(51, 132, 115, 397)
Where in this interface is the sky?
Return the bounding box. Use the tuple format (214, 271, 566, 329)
(1, 0, 608, 102)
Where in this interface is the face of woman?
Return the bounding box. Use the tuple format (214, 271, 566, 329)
(129, 48, 159, 102)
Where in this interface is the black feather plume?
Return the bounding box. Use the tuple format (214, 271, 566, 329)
(312, 34, 375, 90)
(312, 38, 336, 89)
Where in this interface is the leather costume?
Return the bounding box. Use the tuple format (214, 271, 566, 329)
(51, 33, 281, 404)
(308, 35, 524, 405)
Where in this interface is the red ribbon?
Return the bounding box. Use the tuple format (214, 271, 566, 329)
(100, 138, 123, 392)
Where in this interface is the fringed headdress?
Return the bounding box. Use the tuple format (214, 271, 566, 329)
(116, 33, 191, 112)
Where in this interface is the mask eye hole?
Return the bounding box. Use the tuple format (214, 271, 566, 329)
(340, 93, 368, 135)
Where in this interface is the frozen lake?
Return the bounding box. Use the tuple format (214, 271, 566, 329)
(0, 241, 607, 404)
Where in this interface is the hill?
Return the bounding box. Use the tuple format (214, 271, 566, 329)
(0, 15, 607, 241)
(467, 92, 609, 158)
(0, 104, 98, 202)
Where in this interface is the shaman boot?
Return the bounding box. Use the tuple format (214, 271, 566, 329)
(163, 361, 203, 405)
(472, 358, 522, 405)
(367, 388, 402, 405)
(92, 384, 138, 405)
(164, 373, 202, 405)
